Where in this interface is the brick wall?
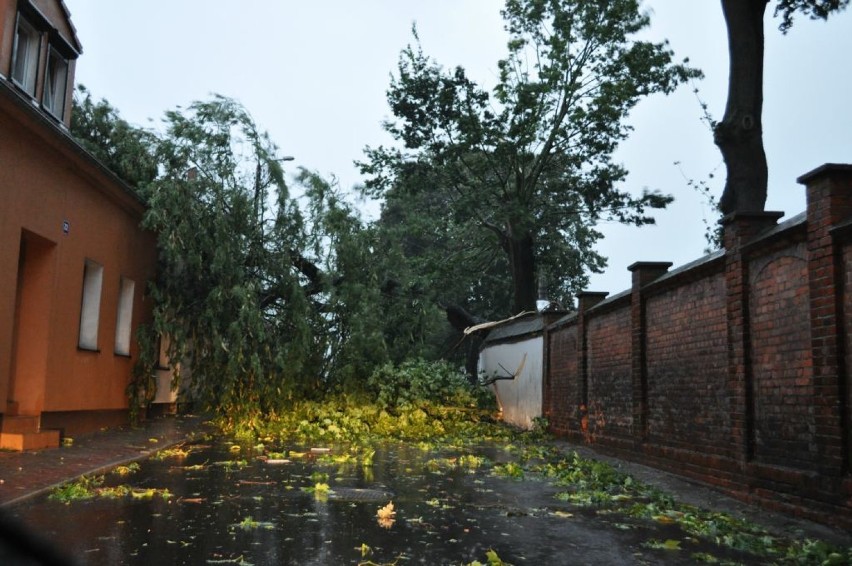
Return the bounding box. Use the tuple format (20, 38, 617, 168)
(645, 272, 729, 456)
(544, 164, 852, 528)
(843, 242, 852, 474)
(749, 245, 814, 469)
(546, 323, 578, 436)
(587, 302, 633, 445)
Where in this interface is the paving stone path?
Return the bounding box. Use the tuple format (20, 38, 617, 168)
(0, 415, 206, 506)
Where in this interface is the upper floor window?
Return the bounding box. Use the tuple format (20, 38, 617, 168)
(7, 6, 78, 124)
(11, 14, 40, 96)
(42, 46, 68, 120)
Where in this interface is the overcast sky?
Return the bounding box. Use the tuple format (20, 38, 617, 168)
(65, 1, 852, 298)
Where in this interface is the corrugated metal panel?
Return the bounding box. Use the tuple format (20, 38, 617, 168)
(483, 315, 545, 343)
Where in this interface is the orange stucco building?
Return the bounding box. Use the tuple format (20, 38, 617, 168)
(0, 0, 159, 449)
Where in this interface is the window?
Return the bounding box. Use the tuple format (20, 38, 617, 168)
(9, 9, 75, 122)
(42, 46, 68, 119)
(10, 15, 40, 96)
(78, 260, 104, 351)
(114, 278, 135, 356)
(156, 334, 171, 370)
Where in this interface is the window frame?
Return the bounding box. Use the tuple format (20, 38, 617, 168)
(78, 259, 104, 352)
(114, 277, 136, 357)
(156, 334, 171, 371)
(41, 44, 69, 120)
(10, 13, 40, 96)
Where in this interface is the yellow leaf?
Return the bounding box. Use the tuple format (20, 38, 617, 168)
(377, 501, 396, 520)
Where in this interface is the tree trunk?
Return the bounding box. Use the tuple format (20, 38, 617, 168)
(715, 0, 769, 214)
(507, 229, 537, 314)
(440, 302, 486, 384)
(442, 303, 485, 331)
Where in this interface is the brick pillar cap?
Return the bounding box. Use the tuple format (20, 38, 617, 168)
(627, 261, 673, 272)
(575, 291, 609, 299)
(796, 163, 852, 186)
(719, 210, 784, 226)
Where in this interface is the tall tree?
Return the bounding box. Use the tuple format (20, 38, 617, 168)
(69, 88, 443, 411)
(295, 170, 450, 380)
(716, 0, 848, 214)
(361, 0, 699, 314)
(293, 170, 389, 386)
(132, 95, 322, 421)
(372, 169, 513, 372)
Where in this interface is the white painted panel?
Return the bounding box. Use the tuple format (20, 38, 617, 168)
(478, 337, 543, 429)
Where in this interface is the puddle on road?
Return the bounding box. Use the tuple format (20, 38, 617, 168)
(8, 439, 756, 565)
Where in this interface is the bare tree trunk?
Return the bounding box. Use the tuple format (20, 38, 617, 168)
(441, 302, 485, 383)
(442, 303, 485, 332)
(508, 230, 537, 314)
(716, 0, 769, 214)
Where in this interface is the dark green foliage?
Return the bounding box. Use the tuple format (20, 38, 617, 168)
(292, 170, 389, 387)
(297, 172, 449, 368)
(362, 0, 699, 314)
(131, 96, 322, 422)
(70, 85, 158, 190)
(70, 90, 446, 417)
(372, 163, 517, 323)
(774, 0, 849, 32)
(126, 96, 446, 418)
(367, 358, 490, 409)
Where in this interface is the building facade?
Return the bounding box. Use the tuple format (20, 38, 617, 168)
(0, 0, 158, 448)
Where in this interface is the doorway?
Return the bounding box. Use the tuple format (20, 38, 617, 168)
(7, 230, 56, 416)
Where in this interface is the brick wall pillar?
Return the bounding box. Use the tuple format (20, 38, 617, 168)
(540, 311, 569, 427)
(576, 291, 608, 437)
(798, 163, 852, 475)
(722, 210, 784, 465)
(627, 262, 672, 442)
(542, 318, 553, 423)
